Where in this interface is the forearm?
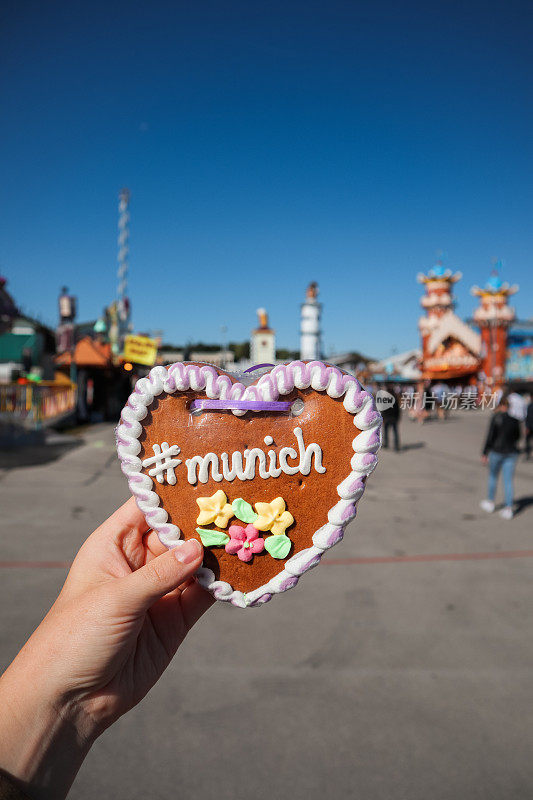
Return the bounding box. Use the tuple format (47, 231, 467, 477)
(0, 501, 209, 799)
(0, 650, 92, 800)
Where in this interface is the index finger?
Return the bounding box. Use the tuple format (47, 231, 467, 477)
(95, 496, 150, 542)
(144, 529, 170, 560)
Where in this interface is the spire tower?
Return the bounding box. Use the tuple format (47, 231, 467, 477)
(300, 282, 322, 361)
(116, 188, 131, 352)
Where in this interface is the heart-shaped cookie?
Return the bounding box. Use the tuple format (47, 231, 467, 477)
(116, 361, 381, 608)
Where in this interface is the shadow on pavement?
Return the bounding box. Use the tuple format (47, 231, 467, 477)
(399, 442, 426, 452)
(0, 435, 82, 470)
(515, 495, 533, 516)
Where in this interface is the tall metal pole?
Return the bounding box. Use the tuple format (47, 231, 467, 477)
(116, 188, 131, 352)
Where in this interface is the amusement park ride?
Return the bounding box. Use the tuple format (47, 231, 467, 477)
(417, 261, 523, 389)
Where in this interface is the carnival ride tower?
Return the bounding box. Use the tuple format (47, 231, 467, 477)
(417, 263, 462, 361)
(300, 282, 322, 361)
(471, 272, 518, 387)
(416, 261, 483, 382)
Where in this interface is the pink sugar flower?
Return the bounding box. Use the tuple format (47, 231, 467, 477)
(225, 524, 265, 563)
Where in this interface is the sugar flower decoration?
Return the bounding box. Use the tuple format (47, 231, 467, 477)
(254, 496, 294, 536)
(225, 524, 265, 563)
(196, 490, 233, 528)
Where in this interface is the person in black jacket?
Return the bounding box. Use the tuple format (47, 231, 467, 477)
(480, 396, 521, 520)
(381, 383, 401, 451)
(526, 397, 533, 460)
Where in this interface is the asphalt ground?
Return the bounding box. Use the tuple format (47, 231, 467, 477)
(1, 410, 532, 800)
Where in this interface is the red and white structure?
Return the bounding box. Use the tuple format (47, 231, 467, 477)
(471, 273, 519, 389)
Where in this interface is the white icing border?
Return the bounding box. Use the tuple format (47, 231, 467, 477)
(116, 361, 382, 609)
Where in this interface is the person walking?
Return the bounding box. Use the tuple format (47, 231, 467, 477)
(432, 381, 447, 420)
(480, 396, 520, 520)
(525, 395, 533, 460)
(382, 383, 401, 451)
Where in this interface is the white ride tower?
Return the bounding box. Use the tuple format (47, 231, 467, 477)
(300, 282, 322, 361)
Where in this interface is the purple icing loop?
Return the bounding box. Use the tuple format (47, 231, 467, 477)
(243, 363, 275, 373)
(189, 398, 292, 413)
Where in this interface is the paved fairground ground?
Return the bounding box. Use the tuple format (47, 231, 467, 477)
(1, 409, 533, 800)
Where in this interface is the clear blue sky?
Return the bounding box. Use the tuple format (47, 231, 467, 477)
(1, 0, 532, 358)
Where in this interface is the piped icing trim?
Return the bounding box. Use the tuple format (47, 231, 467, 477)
(116, 361, 381, 608)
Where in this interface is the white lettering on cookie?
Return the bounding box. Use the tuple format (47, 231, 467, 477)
(146, 428, 326, 486)
(186, 452, 223, 484)
(141, 443, 181, 485)
(278, 446, 299, 475)
(220, 451, 246, 481)
(294, 426, 326, 475)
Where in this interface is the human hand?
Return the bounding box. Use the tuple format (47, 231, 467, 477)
(0, 498, 213, 799)
(481, 455, 488, 466)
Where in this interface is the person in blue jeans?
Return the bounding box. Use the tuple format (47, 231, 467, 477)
(480, 396, 520, 520)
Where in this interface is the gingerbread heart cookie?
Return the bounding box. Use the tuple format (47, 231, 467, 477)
(116, 361, 381, 608)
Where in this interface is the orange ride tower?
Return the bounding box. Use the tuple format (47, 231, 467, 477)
(471, 273, 518, 389)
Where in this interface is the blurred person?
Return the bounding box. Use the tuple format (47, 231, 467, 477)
(507, 389, 527, 422)
(402, 384, 417, 421)
(416, 380, 431, 424)
(432, 381, 447, 420)
(526, 395, 533, 460)
(0, 499, 212, 800)
(480, 397, 520, 520)
(466, 383, 478, 402)
(381, 383, 401, 451)
(493, 385, 504, 407)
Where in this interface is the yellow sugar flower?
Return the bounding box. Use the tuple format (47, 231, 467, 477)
(254, 496, 294, 535)
(196, 490, 233, 528)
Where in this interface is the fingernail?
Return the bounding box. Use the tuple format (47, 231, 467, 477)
(174, 538, 202, 564)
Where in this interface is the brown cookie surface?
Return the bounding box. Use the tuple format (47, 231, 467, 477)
(139, 385, 360, 594)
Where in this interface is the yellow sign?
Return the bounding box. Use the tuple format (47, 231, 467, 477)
(123, 335, 158, 367)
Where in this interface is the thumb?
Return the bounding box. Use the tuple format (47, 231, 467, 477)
(118, 538, 204, 614)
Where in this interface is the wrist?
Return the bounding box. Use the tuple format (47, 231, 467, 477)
(0, 652, 93, 800)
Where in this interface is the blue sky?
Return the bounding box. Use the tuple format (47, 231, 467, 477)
(1, 0, 532, 358)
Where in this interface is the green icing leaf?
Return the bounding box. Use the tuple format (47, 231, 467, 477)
(232, 498, 258, 524)
(196, 528, 230, 547)
(264, 534, 292, 560)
